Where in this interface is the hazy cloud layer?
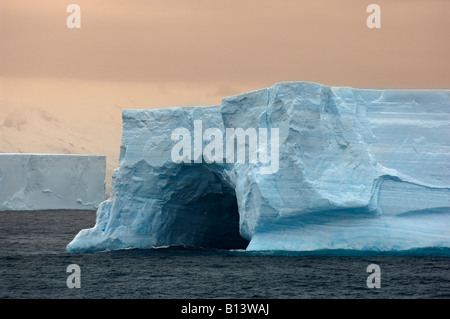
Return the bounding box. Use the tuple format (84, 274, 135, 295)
(1, 0, 449, 88)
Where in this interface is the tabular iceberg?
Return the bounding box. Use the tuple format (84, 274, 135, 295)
(67, 82, 450, 253)
(0, 154, 106, 211)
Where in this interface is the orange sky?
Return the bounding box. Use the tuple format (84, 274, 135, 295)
(1, 0, 449, 193)
(2, 1, 450, 89)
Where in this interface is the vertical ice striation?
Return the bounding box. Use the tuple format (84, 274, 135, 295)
(67, 82, 450, 253)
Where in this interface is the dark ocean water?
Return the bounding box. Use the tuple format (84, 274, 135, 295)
(0, 210, 449, 299)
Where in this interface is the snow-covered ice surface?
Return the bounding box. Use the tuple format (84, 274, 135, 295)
(67, 82, 450, 253)
(0, 154, 106, 211)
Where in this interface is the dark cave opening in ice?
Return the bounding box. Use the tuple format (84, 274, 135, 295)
(159, 165, 249, 250)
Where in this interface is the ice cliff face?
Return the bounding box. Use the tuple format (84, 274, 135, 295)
(0, 154, 106, 211)
(67, 82, 450, 253)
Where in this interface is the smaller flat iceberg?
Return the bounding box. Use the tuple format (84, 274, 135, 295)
(0, 154, 106, 211)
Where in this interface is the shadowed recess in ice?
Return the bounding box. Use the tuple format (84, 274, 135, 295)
(67, 82, 450, 253)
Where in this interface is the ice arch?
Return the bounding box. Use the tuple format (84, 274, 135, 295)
(67, 104, 254, 253)
(156, 164, 248, 249)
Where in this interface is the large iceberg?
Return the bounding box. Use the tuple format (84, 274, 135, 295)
(67, 82, 450, 253)
(0, 154, 106, 211)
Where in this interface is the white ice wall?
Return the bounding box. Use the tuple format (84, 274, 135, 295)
(0, 154, 106, 211)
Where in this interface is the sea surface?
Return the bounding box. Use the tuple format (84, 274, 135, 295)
(0, 210, 449, 299)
